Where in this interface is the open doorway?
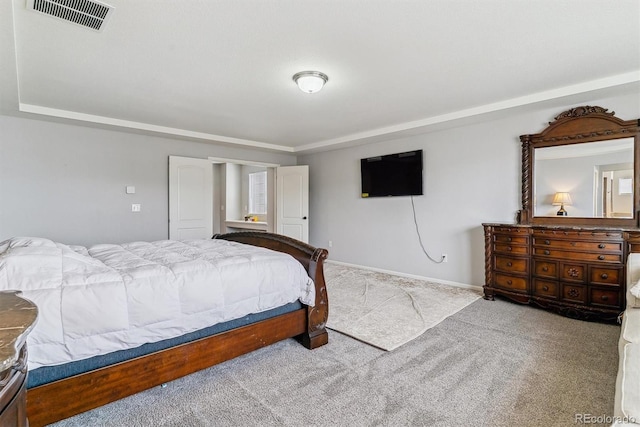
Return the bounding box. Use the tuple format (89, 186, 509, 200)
(594, 163, 633, 218)
(169, 156, 309, 242)
(216, 162, 275, 234)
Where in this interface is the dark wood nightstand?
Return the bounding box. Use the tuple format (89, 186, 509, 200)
(0, 292, 38, 427)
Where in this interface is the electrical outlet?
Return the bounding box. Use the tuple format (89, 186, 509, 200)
(131, 204, 141, 212)
(441, 254, 448, 263)
(328, 240, 333, 248)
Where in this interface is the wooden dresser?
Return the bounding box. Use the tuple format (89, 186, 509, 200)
(484, 224, 640, 321)
(482, 106, 640, 321)
(0, 292, 38, 427)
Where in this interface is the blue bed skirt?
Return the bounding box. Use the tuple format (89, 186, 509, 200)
(28, 301, 303, 388)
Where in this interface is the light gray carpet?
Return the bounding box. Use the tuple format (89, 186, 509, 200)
(50, 299, 620, 427)
(324, 263, 482, 350)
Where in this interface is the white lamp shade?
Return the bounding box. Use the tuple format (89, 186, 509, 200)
(552, 192, 572, 205)
(293, 71, 328, 94)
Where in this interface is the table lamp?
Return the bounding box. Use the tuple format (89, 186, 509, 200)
(552, 192, 572, 216)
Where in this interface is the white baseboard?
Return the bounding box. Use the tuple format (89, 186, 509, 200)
(326, 260, 483, 292)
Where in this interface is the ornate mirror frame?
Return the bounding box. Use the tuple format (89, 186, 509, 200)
(518, 106, 640, 227)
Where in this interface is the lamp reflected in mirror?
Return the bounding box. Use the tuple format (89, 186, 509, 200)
(552, 192, 572, 216)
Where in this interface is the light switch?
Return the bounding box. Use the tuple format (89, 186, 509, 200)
(126, 186, 136, 194)
(131, 204, 141, 212)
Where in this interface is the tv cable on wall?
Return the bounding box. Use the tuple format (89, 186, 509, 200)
(411, 196, 445, 264)
(359, 149, 444, 263)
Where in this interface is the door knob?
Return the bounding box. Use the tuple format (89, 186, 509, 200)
(302, 216, 307, 220)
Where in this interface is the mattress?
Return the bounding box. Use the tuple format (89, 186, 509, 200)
(0, 237, 315, 370)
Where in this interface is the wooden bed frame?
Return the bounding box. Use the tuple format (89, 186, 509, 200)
(25, 232, 329, 427)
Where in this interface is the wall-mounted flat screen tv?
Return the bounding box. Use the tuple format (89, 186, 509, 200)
(360, 149, 423, 198)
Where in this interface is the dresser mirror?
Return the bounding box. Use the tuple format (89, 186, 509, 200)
(519, 106, 639, 227)
(534, 138, 634, 218)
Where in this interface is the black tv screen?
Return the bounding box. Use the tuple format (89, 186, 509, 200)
(360, 150, 423, 198)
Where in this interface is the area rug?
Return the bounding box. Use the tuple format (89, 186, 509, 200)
(324, 262, 482, 351)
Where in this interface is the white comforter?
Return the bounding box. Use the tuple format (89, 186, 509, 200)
(0, 237, 315, 370)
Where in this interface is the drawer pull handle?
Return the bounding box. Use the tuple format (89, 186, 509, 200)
(507, 246, 512, 251)
(568, 288, 580, 298)
(601, 295, 609, 301)
(567, 268, 580, 278)
(507, 237, 512, 242)
(544, 250, 550, 255)
(598, 255, 605, 260)
(601, 273, 608, 280)
(542, 286, 549, 291)
(507, 280, 512, 285)
(506, 262, 513, 267)
(544, 240, 550, 245)
(542, 266, 548, 272)
(598, 244, 606, 249)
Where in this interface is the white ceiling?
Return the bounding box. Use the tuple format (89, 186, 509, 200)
(2, 0, 639, 153)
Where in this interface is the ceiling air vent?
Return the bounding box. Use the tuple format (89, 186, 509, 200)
(27, 0, 114, 32)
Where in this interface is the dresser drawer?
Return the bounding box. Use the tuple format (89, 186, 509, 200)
(589, 288, 621, 308)
(589, 266, 623, 286)
(533, 259, 558, 279)
(495, 243, 529, 255)
(533, 279, 558, 299)
(494, 274, 528, 292)
(532, 237, 623, 253)
(494, 234, 529, 245)
(559, 263, 587, 283)
(494, 256, 528, 274)
(532, 247, 623, 263)
(533, 230, 624, 241)
(561, 283, 587, 304)
(493, 226, 530, 236)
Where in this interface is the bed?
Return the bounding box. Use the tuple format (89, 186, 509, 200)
(0, 232, 328, 426)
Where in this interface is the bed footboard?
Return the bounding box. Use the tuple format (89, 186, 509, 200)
(213, 232, 329, 349)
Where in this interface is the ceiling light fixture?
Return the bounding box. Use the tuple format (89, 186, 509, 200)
(292, 71, 328, 94)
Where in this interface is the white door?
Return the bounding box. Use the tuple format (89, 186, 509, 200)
(276, 165, 309, 243)
(169, 156, 213, 240)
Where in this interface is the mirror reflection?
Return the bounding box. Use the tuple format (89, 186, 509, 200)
(534, 138, 634, 218)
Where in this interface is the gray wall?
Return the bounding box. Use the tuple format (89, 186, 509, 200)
(1, 92, 637, 286)
(298, 92, 639, 286)
(0, 115, 296, 246)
